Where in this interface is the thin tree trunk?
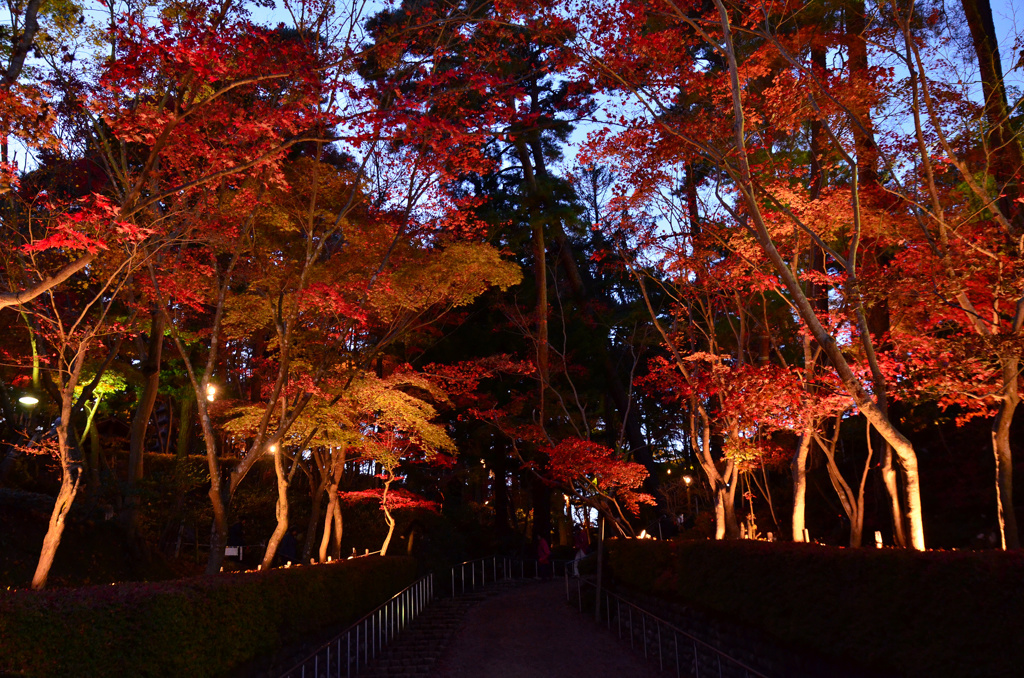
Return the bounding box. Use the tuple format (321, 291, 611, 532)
(791, 426, 813, 541)
(993, 354, 1020, 549)
(380, 473, 396, 556)
(89, 420, 102, 497)
(176, 391, 193, 458)
(31, 466, 81, 589)
(262, 448, 291, 570)
(330, 494, 343, 560)
(303, 475, 328, 563)
(319, 446, 346, 561)
(723, 461, 739, 538)
(319, 490, 340, 563)
(818, 423, 872, 547)
(880, 443, 906, 547)
(31, 349, 87, 589)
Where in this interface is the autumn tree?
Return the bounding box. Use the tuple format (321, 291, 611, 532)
(569, 0, 941, 548)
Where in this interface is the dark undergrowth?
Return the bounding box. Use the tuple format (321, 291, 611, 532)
(608, 539, 1024, 678)
(0, 555, 416, 678)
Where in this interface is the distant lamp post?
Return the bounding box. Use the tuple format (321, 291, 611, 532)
(268, 443, 278, 454)
(18, 395, 39, 407)
(682, 475, 693, 515)
(205, 384, 216, 402)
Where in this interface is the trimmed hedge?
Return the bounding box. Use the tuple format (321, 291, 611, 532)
(0, 556, 416, 677)
(608, 540, 1024, 678)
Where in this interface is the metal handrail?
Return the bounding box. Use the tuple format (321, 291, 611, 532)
(445, 555, 573, 599)
(567, 573, 770, 678)
(278, 554, 570, 677)
(279, 572, 434, 678)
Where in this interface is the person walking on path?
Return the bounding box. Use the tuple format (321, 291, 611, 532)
(536, 533, 552, 580)
(572, 526, 589, 576)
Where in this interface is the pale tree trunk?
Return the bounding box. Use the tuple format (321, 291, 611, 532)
(723, 462, 739, 538)
(31, 348, 88, 590)
(714, 486, 727, 540)
(817, 422, 873, 547)
(330, 495, 343, 559)
(31, 465, 82, 589)
(791, 426, 813, 542)
(319, 446, 346, 562)
(993, 354, 1020, 549)
(319, 490, 344, 563)
(791, 43, 826, 545)
(380, 473, 396, 556)
(692, 407, 733, 540)
(261, 448, 290, 570)
(880, 444, 906, 547)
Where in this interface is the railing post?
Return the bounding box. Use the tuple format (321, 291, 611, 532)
(658, 621, 663, 671)
(629, 607, 634, 649)
(642, 613, 648, 659)
(674, 632, 679, 678)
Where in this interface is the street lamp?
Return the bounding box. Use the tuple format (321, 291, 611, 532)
(682, 475, 693, 515)
(268, 443, 278, 454)
(206, 384, 216, 402)
(18, 395, 39, 406)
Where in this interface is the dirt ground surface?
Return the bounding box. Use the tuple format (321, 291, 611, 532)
(435, 580, 663, 678)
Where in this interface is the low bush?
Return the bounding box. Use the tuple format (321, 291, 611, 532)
(0, 555, 416, 678)
(608, 539, 1024, 678)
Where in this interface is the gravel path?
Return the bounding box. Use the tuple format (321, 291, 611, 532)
(435, 580, 662, 678)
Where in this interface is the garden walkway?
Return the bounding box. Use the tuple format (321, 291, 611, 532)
(362, 579, 661, 678)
